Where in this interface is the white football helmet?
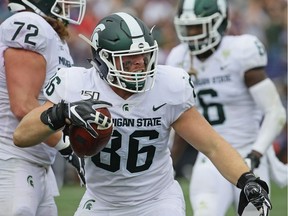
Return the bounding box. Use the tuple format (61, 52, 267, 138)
(174, 0, 228, 55)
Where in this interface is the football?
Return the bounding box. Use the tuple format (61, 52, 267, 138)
(68, 108, 113, 157)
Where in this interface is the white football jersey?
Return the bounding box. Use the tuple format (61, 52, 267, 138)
(0, 12, 73, 165)
(44, 64, 196, 206)
(166, 35, 267, 149)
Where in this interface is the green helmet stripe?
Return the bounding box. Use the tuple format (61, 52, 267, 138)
(183, 0, 196, 12)
(115, 12, 146, 44)
(218, 0, 227, 16)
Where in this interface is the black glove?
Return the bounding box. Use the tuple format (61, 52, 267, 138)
(245, 151, 261, 171)
(59, 143, 86, 186)
(41, 99, 112, 137)
(237, 172, 272, 216)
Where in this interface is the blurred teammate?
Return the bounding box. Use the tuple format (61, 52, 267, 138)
(0, 0, 86, 215)
(166, 0, 286, 215)
(14, 12, 271, 216)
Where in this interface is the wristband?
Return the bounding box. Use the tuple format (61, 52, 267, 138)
(236, 172, 257, 189)
(40, 102, 67, 130)
(54, 135, 70, 150)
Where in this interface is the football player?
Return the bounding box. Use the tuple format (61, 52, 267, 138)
(0, 0, 86, 215)
(14, 12, 271, 216)
(166, 0, 286, 215)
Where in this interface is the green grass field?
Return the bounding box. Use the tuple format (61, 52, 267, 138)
(55, 179, 287, 216)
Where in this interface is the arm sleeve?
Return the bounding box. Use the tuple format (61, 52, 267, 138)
(249, 78, 286, 154)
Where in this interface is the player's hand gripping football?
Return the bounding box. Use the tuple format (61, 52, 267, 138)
(41, 99, 112, 137)
(237, 172, 272, 216)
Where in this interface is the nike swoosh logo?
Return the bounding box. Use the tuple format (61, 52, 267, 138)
(70, 105, 86, 124)
(220, 64, 229, 70)
(153, 103, 167, 111)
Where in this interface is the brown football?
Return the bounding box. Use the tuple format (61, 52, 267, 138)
(68, 108, 113, 157)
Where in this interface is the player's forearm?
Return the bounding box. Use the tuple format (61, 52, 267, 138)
(206, 138, 250, 185)
(173, 107, 250, 185)
(13, 107, 55, 147)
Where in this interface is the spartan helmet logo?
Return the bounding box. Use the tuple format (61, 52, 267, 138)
(91, 24, 106, 48)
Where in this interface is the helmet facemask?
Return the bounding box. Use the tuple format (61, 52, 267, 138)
(99, 41, 158, 93)
(51, 0, 86, 25)
(8, 0, 86, 25)
(175, 12, 224, 55)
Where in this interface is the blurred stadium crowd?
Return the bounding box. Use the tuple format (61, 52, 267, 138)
(0, 0, 287, 183)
